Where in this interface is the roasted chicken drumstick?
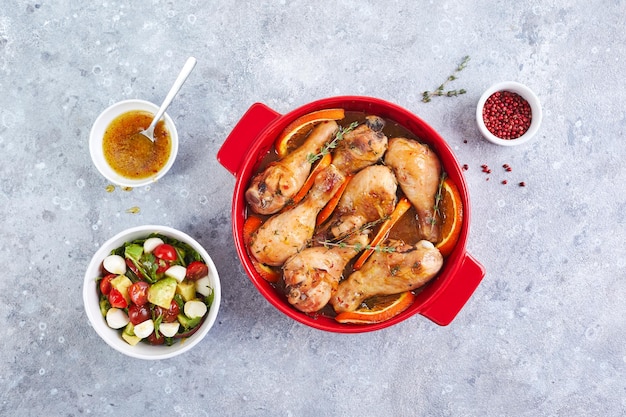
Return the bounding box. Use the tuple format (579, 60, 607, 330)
(245, 120, 338, 215)
(249, 164, 346, 266)
(332, 115, 388, 175)
(384, 137, 442, 242)
(331, 239, 444, 313)
(282, 231, 369, 313)
(316, 164, 398, 241)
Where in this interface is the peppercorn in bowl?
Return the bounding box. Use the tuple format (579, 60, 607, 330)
(83, 225, 221, 360)
(476, 81, 542, 146)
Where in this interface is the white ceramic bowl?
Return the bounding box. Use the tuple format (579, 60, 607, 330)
(89, 99, 179, 187)
(476, 81, 542, 146)
(83, 225, 221, 360)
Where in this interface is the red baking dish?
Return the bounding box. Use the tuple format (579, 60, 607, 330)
(217, 96, 484, 333)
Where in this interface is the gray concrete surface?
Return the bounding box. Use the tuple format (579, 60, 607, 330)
(1, 1, 624, 416)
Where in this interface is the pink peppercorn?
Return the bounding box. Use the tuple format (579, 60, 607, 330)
(482, 91, 532, 140)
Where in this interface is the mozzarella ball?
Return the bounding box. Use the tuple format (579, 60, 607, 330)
(103, 254, 126, 275)
(133, 319, 155, 339)
(106, 308, 129, 329)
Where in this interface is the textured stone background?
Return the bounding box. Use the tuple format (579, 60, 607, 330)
(1, 1, 624, 416)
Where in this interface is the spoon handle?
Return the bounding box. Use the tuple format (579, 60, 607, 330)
(148, 56, 197, 130)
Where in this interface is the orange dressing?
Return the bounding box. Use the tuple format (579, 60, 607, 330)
(103, 111, 171, 179)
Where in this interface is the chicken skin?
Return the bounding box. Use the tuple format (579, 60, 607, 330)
(282, 231, 369, 313)
(245, 120, 339, 215)
(384, 137, 442, 242)
(332, 116, 388, 175)
(330, 239, 443, 313)
(249, 164, 346, 266)
(316, 164, 398, 241)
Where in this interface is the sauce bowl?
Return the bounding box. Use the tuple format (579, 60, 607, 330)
(89, 99, 179, 187)
(217, 96, 485, 333)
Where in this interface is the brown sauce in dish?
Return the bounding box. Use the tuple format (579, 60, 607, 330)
(103, 110, 171, 179)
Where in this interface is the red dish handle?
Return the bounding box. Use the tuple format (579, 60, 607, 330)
(419, 253, 485, 326)
(217, 103, 281, 176)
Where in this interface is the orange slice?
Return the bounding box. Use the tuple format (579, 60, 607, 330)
(281, 153, 332, 213)
(435, 178, 463, 258)
(251, 260, 280, 283)
(316, 174, 352, 226)
(242, 215, 263, 247)
(274, 108, 345, 158)
(242, 216, 280, 283)
(352, 197, 412, 270)
(335, 291, 415, 324)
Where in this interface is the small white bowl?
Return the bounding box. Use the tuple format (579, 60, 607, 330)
(476, 81, 542, 146)
(89, 99, 179, 187)
(83, 225, 221, 360)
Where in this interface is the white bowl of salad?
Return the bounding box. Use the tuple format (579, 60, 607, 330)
(83, 225, 221, 360)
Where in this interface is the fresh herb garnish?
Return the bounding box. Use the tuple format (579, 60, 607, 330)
(319, 240, 396, 254)
(422, 55, 470, 103)
(316, 217, 394, 253)
(205, 287, 215, 308)
(307, 121, 359, 164)
(153, 314, 164, 339)
(430, 172, 448, 225)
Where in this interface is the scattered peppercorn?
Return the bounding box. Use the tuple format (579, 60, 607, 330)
(477, 162, 525, 187)
(483, 91, 532, 140)
(462, 164, 469, 171)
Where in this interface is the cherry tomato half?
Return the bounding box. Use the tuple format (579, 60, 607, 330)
(108, 288, 127, 309)
(128, 281, 150, 306)
(125, 258, 145, 280)
(147, 331, 165, 345)
(186, 261, 209, 281)
(99, 274, 116, 296)
(153, 300, 180, 323)
(128, 304, 151, 325)
(156, 259, 170, 274)
(153, 243, 177, 261)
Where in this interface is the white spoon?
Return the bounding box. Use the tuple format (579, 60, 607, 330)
(134, 56, 197, 143)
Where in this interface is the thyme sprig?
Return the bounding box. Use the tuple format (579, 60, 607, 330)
(422, 55, 470, 103)
(321, 217, 387, 245)
(306, 121, 359, 164)
(430, 172, 448, 225)
(317, 217, 393, 253)
(318, 240, 396, 254)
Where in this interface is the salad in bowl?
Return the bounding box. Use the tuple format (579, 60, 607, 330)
(83, 225, 221, 360)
